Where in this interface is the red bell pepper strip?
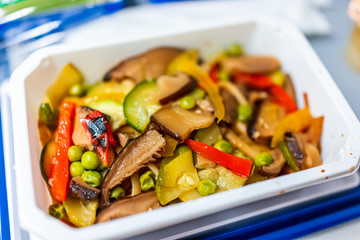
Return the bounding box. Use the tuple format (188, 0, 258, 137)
(80, 110, 116, 166)
(209, 63, 220, 83)
(184, 139, 253, 177)
(269, 85, 297, 113)
(233, 72, 273, 90)
(48, 101, 76, 202)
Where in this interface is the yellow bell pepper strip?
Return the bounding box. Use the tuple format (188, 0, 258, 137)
(48, 101, 77, 202)
(271, 108, 312, 148)
(184, 140, 253, 177)
(167, 50, 225, 123)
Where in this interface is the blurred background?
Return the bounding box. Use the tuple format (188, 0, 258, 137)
(1, 0, 360, 239)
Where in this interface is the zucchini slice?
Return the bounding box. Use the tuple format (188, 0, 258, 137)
(124, 80, 161, 132)
(40, 140, 57, 184)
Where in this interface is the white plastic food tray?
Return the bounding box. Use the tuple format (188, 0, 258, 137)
(7, 16, 360, 239)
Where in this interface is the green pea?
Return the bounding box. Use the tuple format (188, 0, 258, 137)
(227, 43, 243, 57)
(82, 171, 102, 187)
(110, 187, 125, 200)
(49, 204, 65, 219)
(69, 83, 85, 96)
(175, 145, 190, 155)
(180, 96, 196, 110)
(81, 151, 100, 170)
(214, 140, 233, 154)
(189, 88, 206, 100)
(219, 69, 230, 82)
(140, 171, 155, 191)
(70, 162, 85, 177)
(197, 179, 216, 196)
(270, 71, 285, 87)
(237, 104, 253, 122)
(254, 152, 273, 167)
(68, 146, 84, 162)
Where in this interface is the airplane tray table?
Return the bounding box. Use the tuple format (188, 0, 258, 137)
(1, 1, 360, 239)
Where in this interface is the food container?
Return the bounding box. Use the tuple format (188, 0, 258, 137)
(7, 16, 360, 239)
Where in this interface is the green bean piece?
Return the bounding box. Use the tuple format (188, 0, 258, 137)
(49, 204, 66, 219)
(110, 187, 125, 200)
(140, 171, 155, 191)
(180, 96, 196, 110)
(279, 140, 299, 172)
(68, 145, 84, 162)
(227, 43, 243, 57)
(254, 152, 273, 167)
(237, 104, 253, 122)
(70, 162, 85, 177)
(189, 88, 206, 100)
(197, 179, 216, 196)
(81, 151, 100, 170)
(69, 83, 85, 96)
(82, 171, 102, 187)
(214, 140, 233, 154)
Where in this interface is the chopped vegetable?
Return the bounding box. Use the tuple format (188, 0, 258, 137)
(140, 171, 155, 191)
(234, 72, 273, 89)
(63, 196, 98, 227)
(40, 140, 57, 183)
(279, 140, 299, 172)
(48, 101, 77, 202)
(214, 140, 233, 154)
(39, 103, 57, 129)
(81, 151, 100, 170)
(254, 152, 273, 167)
(184, 140, 253, 177)
(218, 81, 248, 105)
(197, 179, 217, 196)
(168, 50, 225, 122)
(269, 84, 297, 113)
(68, 145, 84, 162)
(237, 104, 253, 122)
(70, 162, 85, 177)
(226, 43, 243, 57)
(82, 171, 102, 187)
(156, 149, 199, 205)
(189, 88, 206, 100)
(110, 187, 125, 200)
(271, 108, 312, 148)
(194, 122, 222, 146)
(180, 96, 196, 109)
(69, 83, 86, 97)
(45, 63, 83, 110)
(88, 99, 126, 131)
(124, 79, 161, 132)
(49, 204, 66, 219)
(270, 70, 285, 87)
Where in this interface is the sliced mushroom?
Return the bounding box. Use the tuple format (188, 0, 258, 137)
(104, 47, 184, 83)
(155, 73, 197, 105)
(69, 176, 100, 201)
(224, 130, 269, 159)
(303, 143, 322, 169)
(220, 88, 238, 123)
(247, 101, 285, 145)
(96, 192, 161, 223)
(151, 106, 214, 142)
(221, 56, 281, 75)
(72, 106, 95, 150)
(260, 148, 286, 176)
(100, 130, 165, 208)
(196, 97, 215, 113)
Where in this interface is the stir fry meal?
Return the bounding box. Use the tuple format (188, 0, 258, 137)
(38, 44, 324, 227)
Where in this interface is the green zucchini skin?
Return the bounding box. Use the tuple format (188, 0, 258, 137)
(40, 141, 51, 186)
(123, 80, 161, 132)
